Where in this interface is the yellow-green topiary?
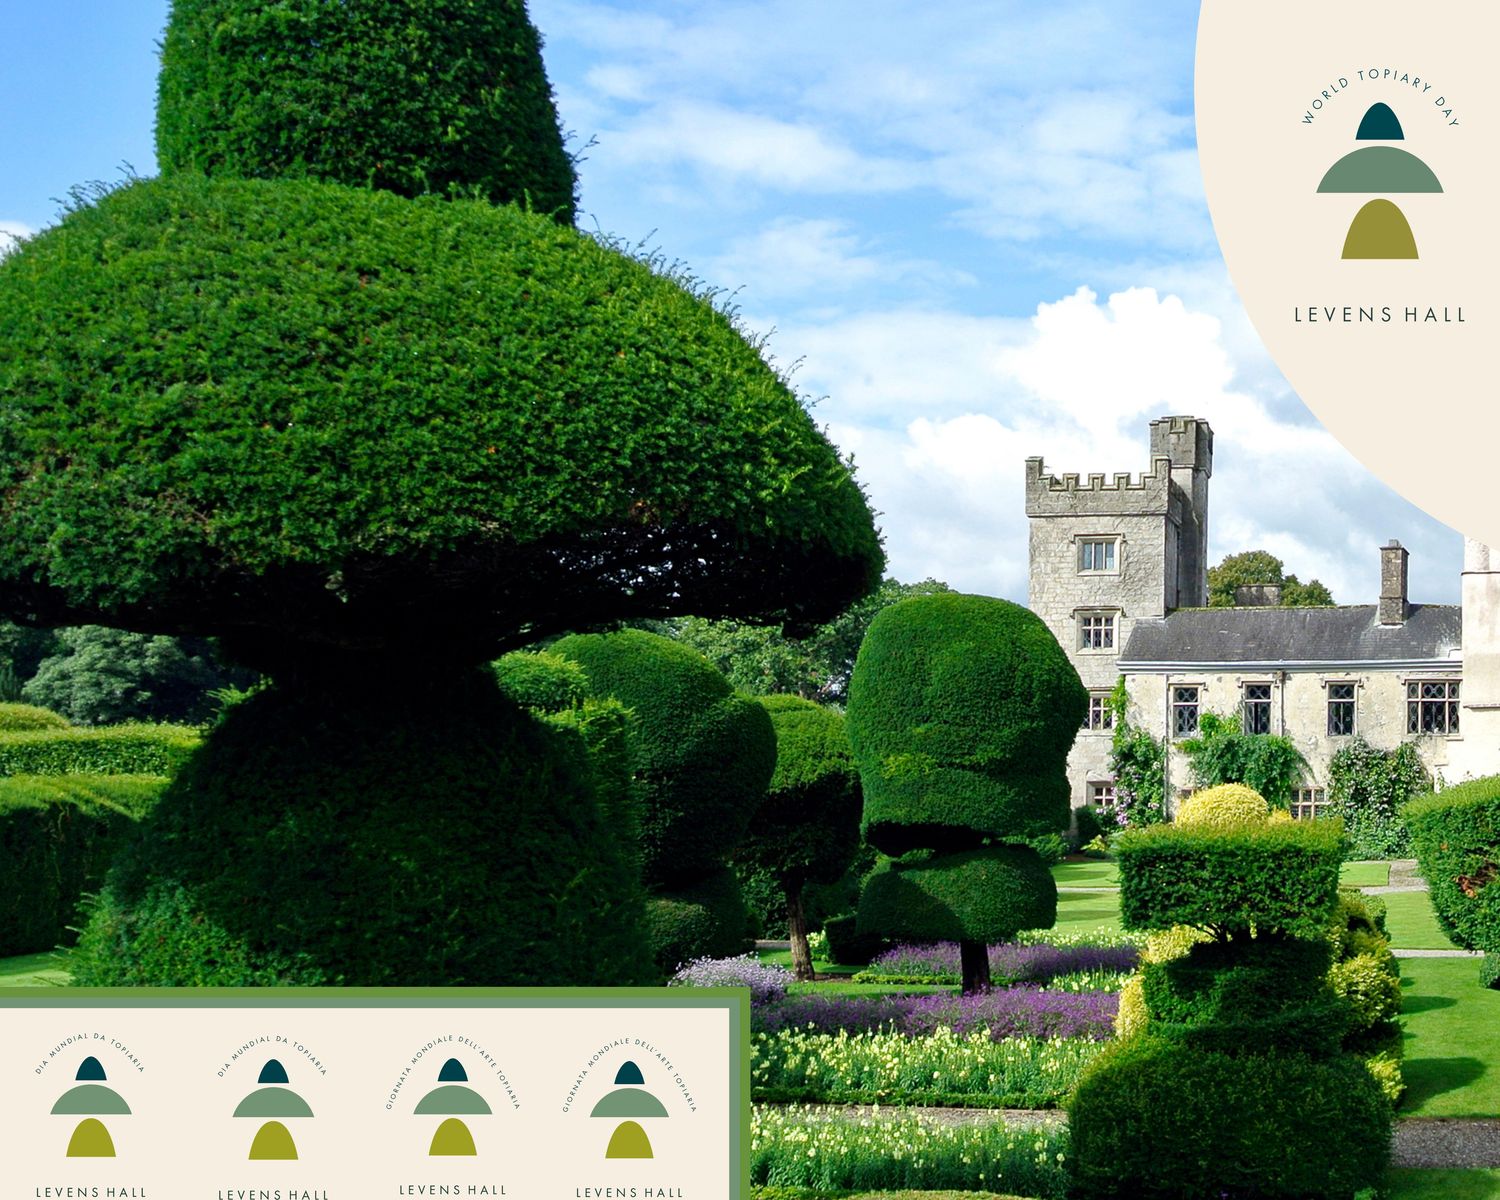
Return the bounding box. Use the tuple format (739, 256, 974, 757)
(1174, 783, 1270, 831)
(1115, 974, 1149, 1039)
(1142, 925, 1213, 965)
(1329, 953, 1402, 1031)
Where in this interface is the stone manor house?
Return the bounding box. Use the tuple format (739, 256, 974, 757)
(1026, 416, 1500, 820)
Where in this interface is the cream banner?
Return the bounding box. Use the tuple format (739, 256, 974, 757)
(1196, 2, 1495, 544)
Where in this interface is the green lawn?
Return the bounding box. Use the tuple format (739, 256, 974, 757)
(0, 950, 69, 987)
(1050, 860, 1119, 889)
(1340, 860, 1391, 888)
(1383, 890, 1459, 951)
(1387, 1170, 1500, 1200)
(1400, 957, 1500, 1117)
(757, 948, 862, 976)
(1042, 889, 1123, 937)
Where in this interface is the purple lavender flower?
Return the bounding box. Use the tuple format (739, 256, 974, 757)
(756, 987, 1118, 1041)
(669, 954, 791, 1006)
(866, 940, 1136, 983)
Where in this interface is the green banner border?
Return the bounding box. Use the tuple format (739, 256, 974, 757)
(0, 985, 750, 1196)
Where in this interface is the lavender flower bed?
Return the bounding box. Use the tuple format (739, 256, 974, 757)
(669, 954, 791, 1005)
(862, 940, 1137, 983)
(757, 986, 1118, 1042)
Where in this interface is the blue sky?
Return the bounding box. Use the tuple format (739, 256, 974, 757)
(0, 1, 1463, 605)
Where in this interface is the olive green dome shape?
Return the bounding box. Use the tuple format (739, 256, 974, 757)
(68, 668, 653, 986)
(0, 177, 882, 671)
(856, 846, 1056, 943)
(552, 631, 777, 885)
(845, 594, 1085, 855)
(733, 696, 861, 891)
(156, 0, 576, 220)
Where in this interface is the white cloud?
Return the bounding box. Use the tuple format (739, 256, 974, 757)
(776, 285, 1460, 605)
(0, 221, 33, 257)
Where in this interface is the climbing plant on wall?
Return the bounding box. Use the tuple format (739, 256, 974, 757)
(1107, 679, 1167, 827)
(1329, 738, 1429, 859)
(1179, 712, 1307, 810)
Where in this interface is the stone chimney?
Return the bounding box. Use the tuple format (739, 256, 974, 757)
(1379, 540, 1409, 625)
(1234, 584, 1283, 606)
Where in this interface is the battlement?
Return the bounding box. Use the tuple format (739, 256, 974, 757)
(1149, 415, 1214, 476)
(1024, 455, 1173, 516)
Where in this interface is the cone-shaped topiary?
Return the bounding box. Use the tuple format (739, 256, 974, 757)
(846, 593, 1086, 991)
(156, 0, 578, 219)
(68, 668, 653, 985)
(732, 695, 861, 979)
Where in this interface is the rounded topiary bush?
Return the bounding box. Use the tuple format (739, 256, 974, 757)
(1174, 782, 1269, 830)
(856, 846, 1057, 944)
(846, 593, 1085, 853)
(0, 175, 881, 669)
(644, 866, 752, 975)
(0, 703, 69, 732)
(492, 650, 590, 713)
(69, 668, 652, 986)
(1068, 1035, 1390, 1200)
(156, 0, 578, 218)
(553, 630, 776, 885)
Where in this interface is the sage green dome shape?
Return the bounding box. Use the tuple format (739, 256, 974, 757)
(52, 1085, 131, 1116)
(233, 1088, 315, 1119)
(414, 1085, 492, 1116)
(590, 1089, 670, 1119)
(0, 175, 881, 672)
(1317, 146, 1442, 194)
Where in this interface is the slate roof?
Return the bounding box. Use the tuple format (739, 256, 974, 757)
(1119, 604, 1462, 666)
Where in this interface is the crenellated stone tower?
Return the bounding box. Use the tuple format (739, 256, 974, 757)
(1025, 416, 1214, 810)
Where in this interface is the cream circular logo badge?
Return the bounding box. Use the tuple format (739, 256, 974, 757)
(1197, 1, 1499, 548)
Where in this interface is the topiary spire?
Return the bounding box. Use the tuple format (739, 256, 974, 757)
(156, 0, 578, 220)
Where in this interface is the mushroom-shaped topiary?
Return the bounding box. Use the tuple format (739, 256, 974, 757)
(845, 593, 1086, 992)
(554, 631, 776, 971)
(5, 0, 881, 985)
(1174, 783, 1271, 831)
(732, 695, 862, 980)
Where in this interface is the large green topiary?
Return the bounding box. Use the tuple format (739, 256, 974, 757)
(156, 0, 577, 219)
(846, 594, 1085, 991)
(68, 669, 652, 986)
(733, 695, 861, 979)
(14, 0, 881, 987)
(0, 176, 880, 668)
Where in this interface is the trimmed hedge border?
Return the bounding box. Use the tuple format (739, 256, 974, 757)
(0, 725, 200, 778)
(1404, 776, 1500, 954)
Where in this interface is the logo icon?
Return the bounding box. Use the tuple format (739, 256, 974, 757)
(1317, 102, 1443, 258)
(590, 1059, 668, 1159)
(413, 1057, 494, 1157)
(233, 1058, 314, 1160)
(52, 1056, 130, 1157)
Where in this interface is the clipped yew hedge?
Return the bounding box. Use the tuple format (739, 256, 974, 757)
(0, 702, 70, 732)
(1404, 776, 1500, 956)
(858, 847, 1057, 944)
(1117, 820, 1345, 939)
(0, 724, 200, 778)
(0, 774, 167, 955)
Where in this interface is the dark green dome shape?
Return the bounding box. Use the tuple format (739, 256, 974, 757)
(1343, 199, 1420, 260)
(0, 175, 881, 672)
(1356, 102, 1405, 140)
(590, 1088, 669, 1119)
(857, 846, 1057, 943)
(75, 1057, 107, 1082)
(414, 1085, 492, 1116)
(156, 0, 577, 221)
(614, 1061, 646, 1086)
(52, 1085, 131, 1116)
(232, 1087, 314, 1119)
(257, 1060, 289, 1085)
(438, 1059, 468, 1084)
(1317, 146, 1442, 193)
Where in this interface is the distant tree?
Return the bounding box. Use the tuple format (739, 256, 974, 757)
(22, 627, 255, 726)
(733, 696, 861, 980)
(669, 577, 953, 703)
(1207, 551, 1334, 608)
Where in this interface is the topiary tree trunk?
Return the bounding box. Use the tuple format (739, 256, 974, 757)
(959, 940, 991, 993)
